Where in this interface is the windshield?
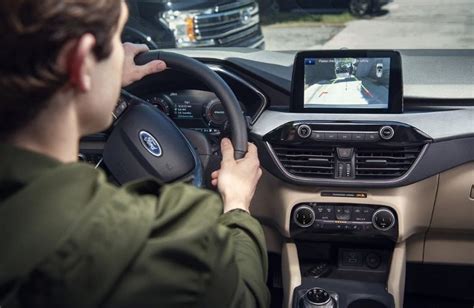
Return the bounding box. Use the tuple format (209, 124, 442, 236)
(124, 0, 473, 50)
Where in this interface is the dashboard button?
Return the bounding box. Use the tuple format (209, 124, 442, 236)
(362, 207, 374, 217)
(324, 132, 338, 140)
(315, 205, 335, 220)
(343, 206, 352, 219)
(352, 133, 366, 141)
(353, 207, 370, 222)
(335, 206, 351, 220)
(366, 132, 380, 142)
(312, 131, 325, 140)
(338, 133, 352, 141)
(337, 148, 354, 160)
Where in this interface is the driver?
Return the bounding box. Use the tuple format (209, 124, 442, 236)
(0, 1, 269, 307)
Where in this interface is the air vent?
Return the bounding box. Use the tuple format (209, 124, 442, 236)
(355, 146, 423, 179)
(271, 145, 335, 178)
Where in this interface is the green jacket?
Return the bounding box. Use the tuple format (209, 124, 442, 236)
(0, 144, 270, 308)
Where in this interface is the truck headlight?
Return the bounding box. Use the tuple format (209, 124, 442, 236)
(161, 10, 215, 47)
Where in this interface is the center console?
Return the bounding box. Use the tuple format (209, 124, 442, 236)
(263, 119, 428, 308)
(289, 202, 397, 308)
(256, 49, 435, 308)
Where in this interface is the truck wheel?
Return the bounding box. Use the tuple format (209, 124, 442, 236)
(349, 0, 373, 17)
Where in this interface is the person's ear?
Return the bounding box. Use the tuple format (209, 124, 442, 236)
(61, 34, 96, 92)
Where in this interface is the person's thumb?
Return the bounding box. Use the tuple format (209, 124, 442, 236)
(221, 138, 235, 165)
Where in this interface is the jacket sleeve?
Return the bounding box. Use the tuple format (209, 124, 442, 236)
(102, 182, 270, 308)
(203, 209, 271, 308)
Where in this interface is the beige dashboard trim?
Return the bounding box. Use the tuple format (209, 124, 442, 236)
(424, 231, 474, 265)
(282, 242, 301, 308)
(423, 162, 474, 264)
(388, 242, 406, 308)
(430, 162, 474, 231)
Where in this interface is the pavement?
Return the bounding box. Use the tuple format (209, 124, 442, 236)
(321, 0, 474, 49)
(263, 0, 474, 50)
(262, 25, 342, 51)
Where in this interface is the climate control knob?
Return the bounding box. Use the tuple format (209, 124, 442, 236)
(372, 208, 396, 231)
(293, 205, 315, 228)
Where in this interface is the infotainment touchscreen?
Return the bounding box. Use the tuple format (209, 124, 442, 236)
(291, 51, 403, 113)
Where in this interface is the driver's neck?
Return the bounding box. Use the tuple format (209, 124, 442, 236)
(8, 97, 80, 164)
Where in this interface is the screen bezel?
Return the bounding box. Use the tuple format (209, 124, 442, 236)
(290, 50, 403, 113)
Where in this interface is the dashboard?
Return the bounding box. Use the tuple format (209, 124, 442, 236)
(109, 49, 474, 190)
(80, 48, 474, 308)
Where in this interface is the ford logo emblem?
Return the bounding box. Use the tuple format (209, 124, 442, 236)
(139, 131, 162, 157)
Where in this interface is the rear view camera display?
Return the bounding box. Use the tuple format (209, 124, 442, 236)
(304, 57, 391, 109)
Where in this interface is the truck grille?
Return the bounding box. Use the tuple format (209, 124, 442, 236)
(194, 1, 264, 47)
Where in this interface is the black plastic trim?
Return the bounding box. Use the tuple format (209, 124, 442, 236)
(253, 134, 474, 188)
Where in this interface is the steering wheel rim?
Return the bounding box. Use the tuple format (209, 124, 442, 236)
(102, 51, 248, 187)
(135, 51, 248, 159)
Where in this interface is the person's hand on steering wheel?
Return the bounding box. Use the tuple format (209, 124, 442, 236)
(211, 138, 263, 214)
(122, 43, 167, 87)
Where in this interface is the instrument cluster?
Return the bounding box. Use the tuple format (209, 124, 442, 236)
(144, 89, 246, 135)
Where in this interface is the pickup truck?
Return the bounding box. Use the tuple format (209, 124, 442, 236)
(274, 0, 393, 16)
(122, 0, 265, 49)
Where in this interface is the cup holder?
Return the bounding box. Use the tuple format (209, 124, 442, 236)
(348, 299, 388, 308)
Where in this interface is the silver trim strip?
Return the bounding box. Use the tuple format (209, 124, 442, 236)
(195, 5, 258, 22)
(209, 66, 268, 125)
(94, 157, 103, 169)
(311, 130, 379, 135)
(265, 141, 430, 186)
(248, 37, 265, 49)
(213, 0, 256, 12)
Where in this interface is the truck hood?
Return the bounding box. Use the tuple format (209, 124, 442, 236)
(131, 0, 245, 11)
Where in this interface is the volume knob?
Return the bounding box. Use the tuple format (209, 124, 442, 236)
(379, 126, 395, 140)
(297, 125, 312, 139)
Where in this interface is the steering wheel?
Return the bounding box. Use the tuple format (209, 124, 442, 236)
(102, 51, 248, 187)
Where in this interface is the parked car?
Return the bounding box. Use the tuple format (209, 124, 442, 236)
(123, 0, 265, 49)
(264, 0, 393, 16)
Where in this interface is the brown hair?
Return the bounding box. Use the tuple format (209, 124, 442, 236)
(0, 0, 122, 139)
